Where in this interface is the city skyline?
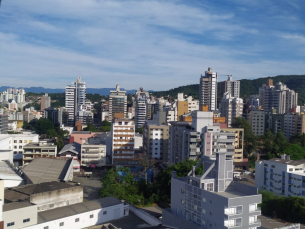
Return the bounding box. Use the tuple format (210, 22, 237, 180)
(0, 0, 305, 90)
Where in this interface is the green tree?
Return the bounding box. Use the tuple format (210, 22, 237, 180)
(135, 127, 143, 134)
(232, 117, 257, 157)
(34, 118, 55, 135)
(83, 123, 96, 132)
(273, 131, 288, 156)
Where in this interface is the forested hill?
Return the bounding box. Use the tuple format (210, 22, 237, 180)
(152, 75, 305, 105)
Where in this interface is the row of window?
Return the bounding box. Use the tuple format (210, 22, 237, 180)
(7, 218, 30, 227)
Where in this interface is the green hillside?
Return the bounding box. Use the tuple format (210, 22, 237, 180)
(152, 75, 305, 105)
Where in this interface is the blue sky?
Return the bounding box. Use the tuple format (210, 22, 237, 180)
(0, 0, 305, 90)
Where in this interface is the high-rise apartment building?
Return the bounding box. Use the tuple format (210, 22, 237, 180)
(143, 120, 169, 162)
(40, 93, 51, 111)
(0, 114, 8, 134)
(135, 88, 150, 129)
(219, 93, 243, 128)
(111, 118, 135, 165)
(109, 85, 127, 121)
(199, 68, 217, 111)
(65, 77, 86, 126)
(1, 88, 25, 103)
(163, 153, 262, 229)
(247, 110, 265, 136)
(219, 76, 240, 98)
(259, 80, 298, 114)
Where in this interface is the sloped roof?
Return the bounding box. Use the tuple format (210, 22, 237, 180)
(59, 142, 81, 155)
(22, 158, 73, 184)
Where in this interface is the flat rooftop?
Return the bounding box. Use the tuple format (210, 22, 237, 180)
(23, 142, 56, 148)
(268, 158, 305, 166)
(258, 215, 305, 229)
(0, 161, 22, 181)
(72, 131, 92, 134)
(38, 197, 122, 223)
(214, 190, 248, 198)
(3, 201, 35, 212)
(5, 181, 78, 202)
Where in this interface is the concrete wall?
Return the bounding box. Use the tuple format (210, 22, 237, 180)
(24, 203, 128, 229)
(0, 151, 13, 163)
(3, 179, 23, 188)
(162, 208, 200, 229)
(127, 202, 161, 226)
(3, 205, 37, 229)
(30, 186, 83, 212)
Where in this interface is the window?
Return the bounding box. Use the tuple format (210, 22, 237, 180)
(75, 218, 79, 222)
(49, 204, 54, 208)
(14, 140, 17, 143)
(103, 211, 107, 215)
(29, 140, 32, 143)
(23, 218, 30, 223)
(181, 189, 184, 193)
(202, 197, 206, 202)
(202, 209, 206, 214)
(19, 140, 22, 143)
(206, 183, 213, 192)
(289, 168, 293, 171)
(44, 227, 49, 229)
(14, 146, 17, 149)
(24, 140, 28, 143)
(194, 205, 197, 210)
(7, 222, 15, 227)
(19, 146, 22, 149)
(60, 222, 64, 226)
(90, 214, 94, 218)
(181, 200, 185, 205)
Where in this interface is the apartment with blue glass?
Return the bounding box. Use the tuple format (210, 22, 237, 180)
(255, 154, 305, 197)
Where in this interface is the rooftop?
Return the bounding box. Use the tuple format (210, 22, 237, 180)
(5, 181, 79, 202)
(0, 161, 23, 181)
(268, 158, 305, 166)
(22, 158, 73, 184)
(23, 142, 56, 148)
(214, 190, 248, 198)
(3, 201, 35, 212)
(59, 142, 81, 155)
(72, 131, 92, 134)
(38, 197, 122, 223)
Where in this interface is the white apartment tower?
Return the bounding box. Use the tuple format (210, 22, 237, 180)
(109, 85, 127, 121)
(219, 76, 240, 98)
(219, 92, 243, 128)
(199, 68, 217, 111)
(111, 119, 135, 165)
(135, 88, 150, 129)
(65, 77, 86, 126)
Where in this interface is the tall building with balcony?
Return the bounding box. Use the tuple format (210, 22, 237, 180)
(1, 88, 25, 103)
(109, 85, 127, 121)
(111, 119, 135, 165)
(40, 93, 51, 111)
(256, 154, 305, 198)
(163, 152, 262, 229)
(219, 92, 243, 128)
(143, 120, 169, 162)
(135, 88, 150, 129)
(219, 76, 240, 98)
(199, 68, 217, 111)
(65, 77, 86, 126)
(81, 144, 106, 167)
(259, 80, 298, 114)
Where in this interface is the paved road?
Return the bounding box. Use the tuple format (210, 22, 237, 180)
(74, 176, 102, 201)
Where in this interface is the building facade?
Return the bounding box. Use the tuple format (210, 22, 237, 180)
(22, 141, 57, 165)
(81, 144, 106, 167)
(247, 110, 265, 136)
(111, 119, 135, 165)
(163, 153, 262, 229)
(40, 93, 51, 111)
(135, 88, 150, 129)
(199, 68, 217, 111)
(143, 121, 169, 162)
(219, 76, 240, 98)
(219, 93, 243, 128)
(65, 77, 86, 126)
(109, 85, 127, 121)
(255, 155, 305, 198)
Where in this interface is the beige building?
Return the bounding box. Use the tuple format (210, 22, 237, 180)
(143, 121, 169, 162)
(111, 118, 135, 165)
(221, 128, 244, 164)
(22, 141, 57, 165)
(81, 144, 106, 167)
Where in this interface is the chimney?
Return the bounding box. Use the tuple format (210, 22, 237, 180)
(281, 154, 286, 160)
(286, 155, 291, 161)
(257, 153, 260, 161)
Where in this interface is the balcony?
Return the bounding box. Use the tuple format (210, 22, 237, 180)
(224, 207, 242, 215)
(250, 207, 261, 213)
(249, 219, 261, 225)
